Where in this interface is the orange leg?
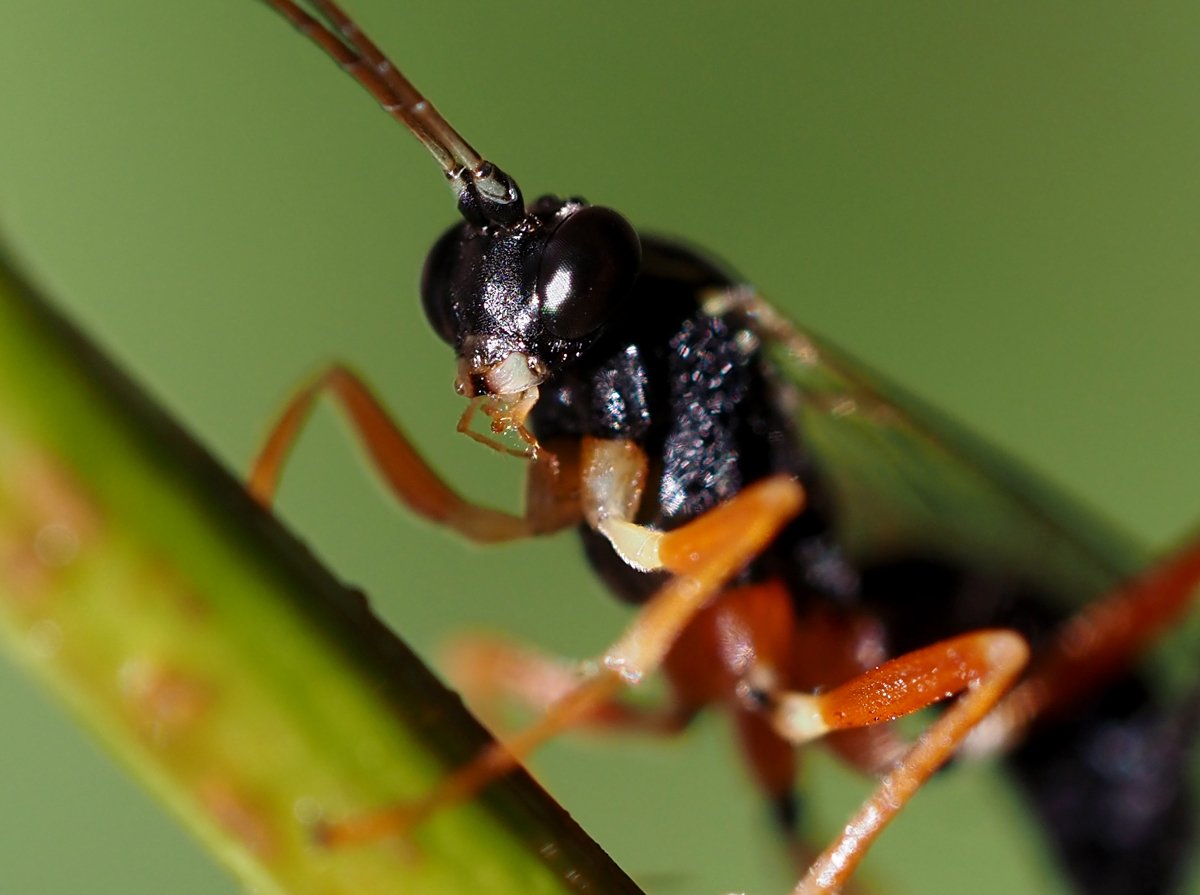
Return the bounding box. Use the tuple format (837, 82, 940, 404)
(785, 606, 907, 777)
(443, 633, 694, 737)
(745, 629, 1029, 894)
(249, 363, 581, 541)
(965, 536, 1200, 756)
(317, 474, 806, 846)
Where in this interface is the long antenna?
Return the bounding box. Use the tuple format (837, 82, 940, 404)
(260, 0, 524, 225)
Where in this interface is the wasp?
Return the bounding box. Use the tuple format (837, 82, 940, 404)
(239, 3, 1200, 893)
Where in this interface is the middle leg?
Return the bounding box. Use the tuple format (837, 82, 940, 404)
(317, 473, 808, 846)
(745, 628, 1030, 894)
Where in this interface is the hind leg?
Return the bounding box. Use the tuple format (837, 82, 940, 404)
(966, 539, 1200, 895)
(964, 537, 1200, 756)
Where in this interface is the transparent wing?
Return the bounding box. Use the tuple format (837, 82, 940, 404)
(737, 291, 1148, 606)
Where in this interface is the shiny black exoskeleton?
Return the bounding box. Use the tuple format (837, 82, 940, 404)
(259, 4, 1199, 891)
(420, 184, 857, 607)
(421, 189, 641, 396)
(420, 185, 1199, 895)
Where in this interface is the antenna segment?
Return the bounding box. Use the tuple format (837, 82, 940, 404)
(260, 0, 524, 225)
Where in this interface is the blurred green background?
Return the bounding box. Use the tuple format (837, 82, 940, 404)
(2, 2, 1200, 893)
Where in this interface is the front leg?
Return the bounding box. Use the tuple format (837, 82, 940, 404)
(249, 363, 582, 542)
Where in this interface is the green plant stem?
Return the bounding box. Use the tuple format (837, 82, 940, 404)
(0, 249, 641, 894)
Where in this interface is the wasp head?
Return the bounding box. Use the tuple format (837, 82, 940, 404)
(420, 193, 641, 456)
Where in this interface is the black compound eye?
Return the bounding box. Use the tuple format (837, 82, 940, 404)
(420, 223, 464, 344)
(538, 206, 641, 341)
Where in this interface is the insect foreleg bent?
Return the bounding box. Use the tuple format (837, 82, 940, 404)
(248, 363, 580, 541)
